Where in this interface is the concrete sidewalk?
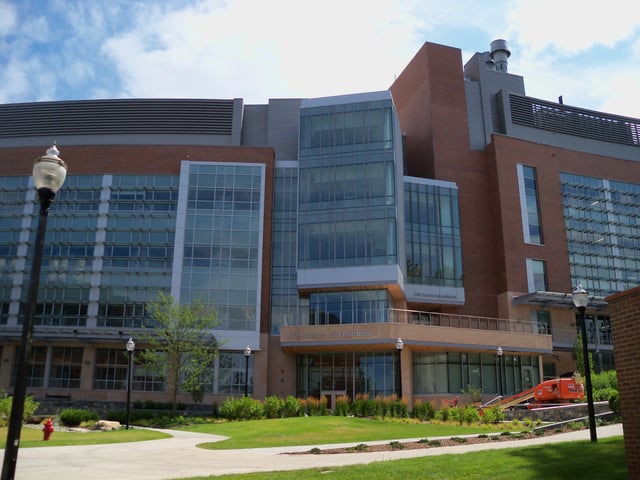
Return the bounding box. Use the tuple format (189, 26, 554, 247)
(9, 423, 624, 480)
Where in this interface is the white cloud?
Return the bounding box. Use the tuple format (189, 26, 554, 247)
(502, 0, 640, 117)
(507, 0, 640, 55)
(2, 0, 640, 118)
(0, 0, 17, 36)
(101, 0, 427, 102)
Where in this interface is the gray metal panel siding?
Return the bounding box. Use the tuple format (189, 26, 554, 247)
(0, 99, 235, 139)
(231, 98, 244, 146)
(266, 99, 301, 161)
(241, 105, 269, 146)
(464, 80, 486, 150)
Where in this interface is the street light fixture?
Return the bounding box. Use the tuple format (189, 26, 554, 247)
(243, 346, 252, 397)
(1, 144, 68, 480)
(125, 338, 136, 430)
(572, 284, 597, 443)
(395, 338, 404, 399)
(496, 346, 503, 397)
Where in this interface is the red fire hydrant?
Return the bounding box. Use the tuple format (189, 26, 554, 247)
(42, 418, 54, 441)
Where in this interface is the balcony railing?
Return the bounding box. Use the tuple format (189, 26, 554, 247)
(388, 308, 542, 334)
(551, 326, 614, 347)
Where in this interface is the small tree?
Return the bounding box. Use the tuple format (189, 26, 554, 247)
(140, 292, 220, 408)
(574, 333, 594, 378)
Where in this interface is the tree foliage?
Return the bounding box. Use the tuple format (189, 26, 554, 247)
(574, 333, 594, 377)
(140, 292, 220, 407)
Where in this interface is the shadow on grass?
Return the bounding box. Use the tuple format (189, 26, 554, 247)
(502, 437, 627, 480)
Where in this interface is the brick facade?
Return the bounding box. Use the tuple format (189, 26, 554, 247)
(605, 286, 640, 477)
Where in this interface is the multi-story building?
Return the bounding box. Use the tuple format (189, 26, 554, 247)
(0, 39, 635, 409)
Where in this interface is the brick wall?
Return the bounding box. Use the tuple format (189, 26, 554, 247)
(605, 286, 640, 478)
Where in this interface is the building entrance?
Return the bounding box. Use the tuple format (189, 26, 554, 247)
(321, 390, 347, 410)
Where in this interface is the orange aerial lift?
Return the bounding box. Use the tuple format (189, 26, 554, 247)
(498, 375, 584, 410)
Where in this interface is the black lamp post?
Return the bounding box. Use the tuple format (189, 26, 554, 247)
(395, 337, 404, 399)
(1, 145, 68, 480)
(243, 345, 252, 397)
(125, 338, 135, 430)
(496, 346, 503, 397)
(572, 284, 597, 443)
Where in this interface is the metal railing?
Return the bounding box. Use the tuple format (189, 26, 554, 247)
(388, 308, 542, 334)
(551, 326, 614, 347)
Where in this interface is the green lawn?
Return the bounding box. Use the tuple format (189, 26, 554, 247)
(181, 416, 525, 450)
(175, 437, 627, 480)
(0, 425, 170, 447)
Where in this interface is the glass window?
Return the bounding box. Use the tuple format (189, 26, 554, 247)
(16, 346, 47, 388)
(93, 348, 130, 390)
(298, 99, 399, 271)
(48, 347, 83, 389)
(131, 352, 166, 392)
(181, 164, 264, 332)
(518, 165, 544, 244)
(561, 173, 640, 297)
(527, 259, 548, 292)
(404, 181, 463, 287)
(216, 352, 253, 395)
(535, 310, 552, 334)
(308, 290, 389, 325)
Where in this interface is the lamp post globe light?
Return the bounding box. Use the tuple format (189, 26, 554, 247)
(243, 346, 252, 397)
(572, 284, 597, 443)
(1, 145, 68, 480)
(125, 338, 136, 430)
(496, 346, 503, 397)
(395, 337, 404, 399)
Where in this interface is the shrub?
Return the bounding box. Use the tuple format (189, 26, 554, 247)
(219, 396, 264, 420)
(412, 399, 435, 421)
(352, 394, 376, 418)
(306, 396, 329, 416)
(609, 391, 620, 413)
(388, 396, 409, 418)
(450, 405, 480, 424)
(461, 384, 483, 404)
(435, 406, 450, 422)
(334, 395, 351, 417)
(263, 395, 285, 419)
(349, 443, 369, 452)
(481, 405, 504, 424)
(592, 370, 617, 391)
(0, 391, 39, 426)
(59, 408, 99, 427)
(282, 396, 303, 417)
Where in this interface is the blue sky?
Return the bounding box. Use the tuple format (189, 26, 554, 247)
(2, 0, 640, 118)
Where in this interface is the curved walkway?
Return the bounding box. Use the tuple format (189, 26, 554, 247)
(10, 423, 623, 480)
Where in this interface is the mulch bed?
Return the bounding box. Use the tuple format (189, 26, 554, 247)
(286, 428, 565, 455)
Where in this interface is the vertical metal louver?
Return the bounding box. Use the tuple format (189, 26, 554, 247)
(510, 94, 640, 147)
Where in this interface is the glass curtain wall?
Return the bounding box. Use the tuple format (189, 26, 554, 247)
(0, 176, 29, 326)
(561, 173, 640, 296)
(99, 174, 179, 328)
(413, 351, 538, 396)
(404, 181, 463, 287)
(296, 352, 398, 400)
(298, 98, 398, 270)
(181, 163, 264, 332)
(270, 166, 299, 334)
(296, 351, 540, 399)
